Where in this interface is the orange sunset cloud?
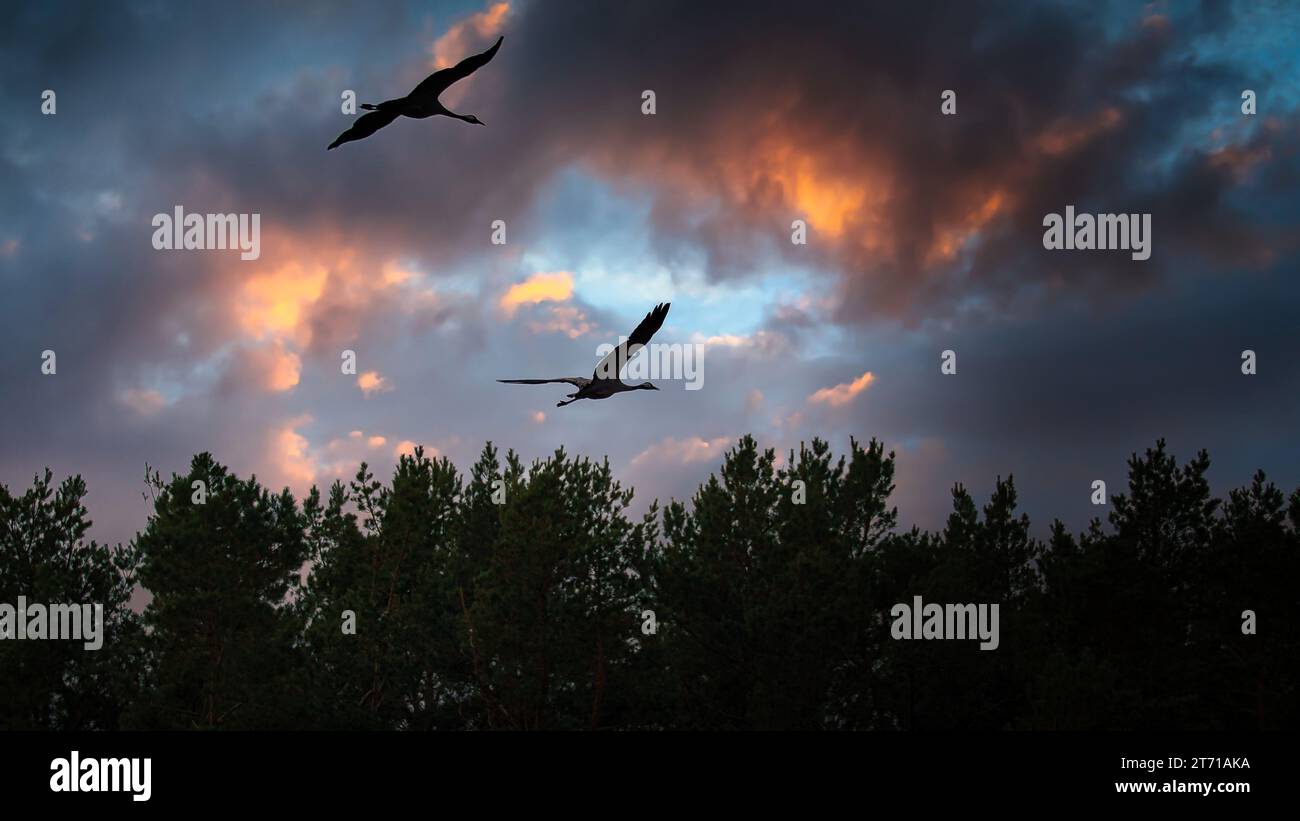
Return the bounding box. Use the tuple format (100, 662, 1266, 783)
(357, 371, 392, 397)
(432, 2, 509, 69)
(500, 271, 574, 316)
(1035, 107, 1123, 157)
(429, 2, 509, 108)
(809, 371, 875, 407)
(119, 388, 168, 417)
(527, 304, 592, 339)
(631, 435, 733, 468)
(272, 415, 317, 487)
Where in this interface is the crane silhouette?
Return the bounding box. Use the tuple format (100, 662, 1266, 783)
(328, 35, 503, 150)
(499, 303, 672, 407)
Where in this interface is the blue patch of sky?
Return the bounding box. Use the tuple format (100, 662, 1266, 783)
(1081, 1, 1298, 182)
(522, 167, 833, 345)
(174, 0, 492, 122)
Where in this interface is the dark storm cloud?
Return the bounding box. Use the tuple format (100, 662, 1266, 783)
(829, 266, 1300, 532)
(473, 0, 1293, 324)
(1, 0, 1297, 549)
(10, 0, 1288, 326)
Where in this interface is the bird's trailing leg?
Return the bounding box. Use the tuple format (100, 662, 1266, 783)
(556, 397, 579, 408)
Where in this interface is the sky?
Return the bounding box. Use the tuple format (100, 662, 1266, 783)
(1, 0, 1298, 552)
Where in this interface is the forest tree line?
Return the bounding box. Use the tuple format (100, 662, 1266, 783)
(1, 436, 1296, 730)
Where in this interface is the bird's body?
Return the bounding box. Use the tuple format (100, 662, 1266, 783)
(381, 100, 449, 119)
(578, 379, 641, 400)
(499, 303, 672, 407)
(328, 35, 502, 150)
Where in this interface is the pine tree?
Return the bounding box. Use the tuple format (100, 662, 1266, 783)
(659, 436, 897, 728)
(0, 470, 143, 729)
(130, 454, 308, 729)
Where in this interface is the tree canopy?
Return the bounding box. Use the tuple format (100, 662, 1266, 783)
(2, 436, 1295, 730)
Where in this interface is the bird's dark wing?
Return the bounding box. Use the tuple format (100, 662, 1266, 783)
(498, 377, 590, 388)
(409, 35, 503, 101)
(592, 302, 670, 380)
(327, 110, 400, 150)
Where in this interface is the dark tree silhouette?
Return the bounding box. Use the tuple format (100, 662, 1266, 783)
(126, 454, 310, 729)
(3, 437, 1296, 730)
(0, 470, 142, 729)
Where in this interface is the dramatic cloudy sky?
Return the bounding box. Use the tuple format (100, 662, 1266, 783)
(1, 0, 1298, 550)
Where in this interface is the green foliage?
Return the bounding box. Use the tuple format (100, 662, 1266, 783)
(2, 436, 1296, 729)
(127, 454, 309, 729)
(0, 470, 142, 729)
(659, 436, 897, 728)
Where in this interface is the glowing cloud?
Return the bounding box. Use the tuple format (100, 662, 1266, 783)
(225, 234, 439, 367)
(527, 305, 593, 338)
(631, 435, 733, 468)
(926, 189, 1009, 264)
(1209, 143, 1273, 182)
(809, 371, 875, 407)
(235, 259, 330, 346)
(768, 147, 868, 237)
(241, 340, 302, 393)
(695, 333, 748, 347)
(272, 415, 317, 487)
(381, 261, 418, 286)
(431, 2, 509, 69)
(357, 371, 392, 397)
(690, 330, 791, 357)
(394, 439, 424, 458)
(500, 271, 574, 316)
(1035, 107, 1123, 157)
(118, 388, 167, 417)
(715, 136, 884, 241)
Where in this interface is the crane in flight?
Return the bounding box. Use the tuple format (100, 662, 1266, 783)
(499, 303, 672, 407)
(328, 35, 503, 150)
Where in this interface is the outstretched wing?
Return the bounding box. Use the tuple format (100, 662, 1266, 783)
(498, 377, 591, 388)
(327, 109, 400, 150)
(409, 35, 503, 101)
(592, 302, 670, 380)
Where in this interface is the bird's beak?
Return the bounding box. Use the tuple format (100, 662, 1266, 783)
(476, 118, 487, 126)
